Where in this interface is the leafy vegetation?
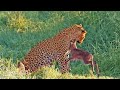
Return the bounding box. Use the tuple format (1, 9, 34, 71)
(0, 11, 120, 79)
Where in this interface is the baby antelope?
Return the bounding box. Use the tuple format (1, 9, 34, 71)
(66, 40, 100, 77)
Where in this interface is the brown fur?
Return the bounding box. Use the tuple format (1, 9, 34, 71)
(66, 40, 100, 77)
(18, 24, 87, 74)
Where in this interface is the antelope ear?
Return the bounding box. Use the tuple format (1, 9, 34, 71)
(70, 39, 76, 44)
(70, 41, 74, 44)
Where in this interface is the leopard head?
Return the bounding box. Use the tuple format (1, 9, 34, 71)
(71, 24, 87, 44)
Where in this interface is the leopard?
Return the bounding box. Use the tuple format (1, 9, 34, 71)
(18, 24, 87, 74)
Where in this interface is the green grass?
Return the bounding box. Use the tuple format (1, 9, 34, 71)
(0, 11, 120, 79)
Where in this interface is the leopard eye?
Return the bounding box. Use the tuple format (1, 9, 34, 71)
(82, 30, 85, 32)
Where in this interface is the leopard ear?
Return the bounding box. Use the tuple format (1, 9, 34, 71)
(79, 24, 82, 27)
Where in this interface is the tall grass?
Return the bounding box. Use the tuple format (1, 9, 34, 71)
(0, 11, 120, 79)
